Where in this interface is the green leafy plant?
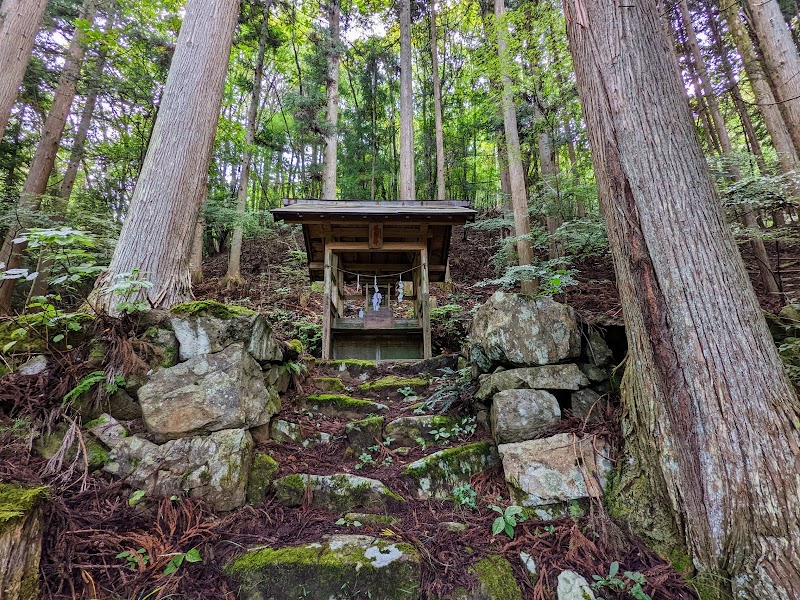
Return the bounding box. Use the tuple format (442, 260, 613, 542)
(117, 548, 149, 570)
(489, 504, 524, 539)
(355, 452, 376, 469)
(335, 516, 363, 528)
(397, 386, 417, 402)
(163, 548, 202, 575)
(105, 269, 153, 313)
(592, 562, 652, 600)
(452, 484, 478, 511)
(128, 489, 146, 507)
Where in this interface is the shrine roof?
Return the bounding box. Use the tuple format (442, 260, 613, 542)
(271, 199, 477, 223)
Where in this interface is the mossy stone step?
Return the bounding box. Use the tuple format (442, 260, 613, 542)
(403, 442, 500, 500)
(384, 415, 461, 448)
(304, 394, 388, 419)
(270, 419, 334, 447)
(272, 473, 403, 514)
(358, 375, 428, 392)
(225, 534, 420, 600)
(344, 416, 384, 455)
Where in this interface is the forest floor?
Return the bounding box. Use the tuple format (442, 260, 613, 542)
(1, 215, 794, 599)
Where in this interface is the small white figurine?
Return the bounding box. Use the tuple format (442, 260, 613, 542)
(372, 290, 382, 312)
(358, 308, 364, 319)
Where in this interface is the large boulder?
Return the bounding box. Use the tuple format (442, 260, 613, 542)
(225, 535, 421, 600)
(475, 364, 589, 401)
(169, 301, 283, 363)
(138, 343, 279, 441)
(498, 433, 613, 509)
(105, 428, 253, 511)
(490, 389, 561, 444)
(470, 292, 581, 373)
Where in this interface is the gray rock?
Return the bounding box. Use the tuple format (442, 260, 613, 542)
(105, 428, 253, 511)
(384, 415, 460, 447)
(570, 388, 602, 420)
(138, 343, 279, 441)
(520, 551, 538, 578)
(270, 419, 334, 447)
(345, 416, 384, 455)
(404, 442, 500, 499)
(108, 389, 142, 421)
(225, 535, 420, 600)
(557, 570, 596, 600)
(475, 364, 590, 401)
(17, 355, 48, 376)
(470, 291, 581, 373)
(490, 389, 561, 444)
(498, 433, 613, 508)
(170, 312, 283, 363)
(141, 326, 179, 368)
(272, 473, 404, 514)
(582, 332, 613, 367)
(86, 413, 128, 448)
(577, 363, 609, 383)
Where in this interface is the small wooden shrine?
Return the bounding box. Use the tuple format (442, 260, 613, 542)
(271, 199, 476, 360)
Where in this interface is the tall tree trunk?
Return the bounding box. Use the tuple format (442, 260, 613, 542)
(564, 1, 800, 598)
(0, 0, 99, 314)
(27, 54, 106, 302)
(321, 0, 340, 200)
(721, 0, 798, 171)
(744, 0, 800, 154)
(0, 0, 48, 139)
(225, 0, 271, 285)
(430, 0, 445, 200)
(399, 0, 415, 200)
(495, 0, 534, 294)
(90, 0, 241, 313)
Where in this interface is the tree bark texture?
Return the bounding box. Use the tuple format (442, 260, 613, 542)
(721, 0, 798, 170)
(430, 0, 446, 200)
(321, 0, 340, 200)
(399, 0, 416, 200)
(225, 0, 271, 283)
(0, 501, 44, 599)
(564, 0, 800, 597)
(91, 0, 241, 312)
(0, 0, 48, 139)
(0, 0, 99, 314)
(744, 0, 800, 155)
(495, 0, 534, 294)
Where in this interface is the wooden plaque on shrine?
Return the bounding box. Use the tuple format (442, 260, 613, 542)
(368, 223, 383, 249)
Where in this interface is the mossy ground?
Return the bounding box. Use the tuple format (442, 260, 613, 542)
(358, 375, 428, 391)
(470, 555, 523, 600)
(170, 299, 256, 319)
(314, 376, 345, 391)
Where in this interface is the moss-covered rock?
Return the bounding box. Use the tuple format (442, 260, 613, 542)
(225, 535, 420, 600)
(270, 419, 333, 447)
(468, 555, 523, 600)
(345, 416, 384, 455)
(314, 376, 345, 392)
(343, 513, 399, 527)
(305, 394, 388, 419)
(325, 359, 378, 378)
(170, 299, 256, 319)
(272, 473, 403, 514)
(384, 415, 460, 448)
(246, 452, 280, 504)
(404, 442, 500, 499)
(358, 375, 428, 392)
(0, 484, 48, 600)
(141, 326, 179, 368)
(34, 424, 109, 469)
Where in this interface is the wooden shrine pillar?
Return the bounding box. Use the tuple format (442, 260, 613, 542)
(420, 247, 432, 359)
(322, 247, 333, 359)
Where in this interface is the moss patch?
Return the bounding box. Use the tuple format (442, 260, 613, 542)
(225, 536, 420, 599)
(314, 376, 345, 392)
(0, 484, 49, 527)
(328, 359, 377, 368)
(470, 555, 522, 600)
(246, 452, 280, 505)
(358, 375, 428, 391)
(170, 300, 255, 319)
(286, 339, 303, 355)
(404, 442, 500, 499)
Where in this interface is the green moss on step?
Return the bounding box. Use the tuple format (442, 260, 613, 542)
(328, 359, 376, 368)
(286, 339, 303, 354)
(344, 512, 399, 526)
(358, 376, 428, 391)
(247, 452, 280, 505)
(404, 442, 499, 499)
(0, 484, 49, 529)
(273, 473, 307, 496)
(314, 376, 345, 392)
(170, 300, 255, 319)
(307, 394, 381, 411)
(470, 555, 522, 600)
